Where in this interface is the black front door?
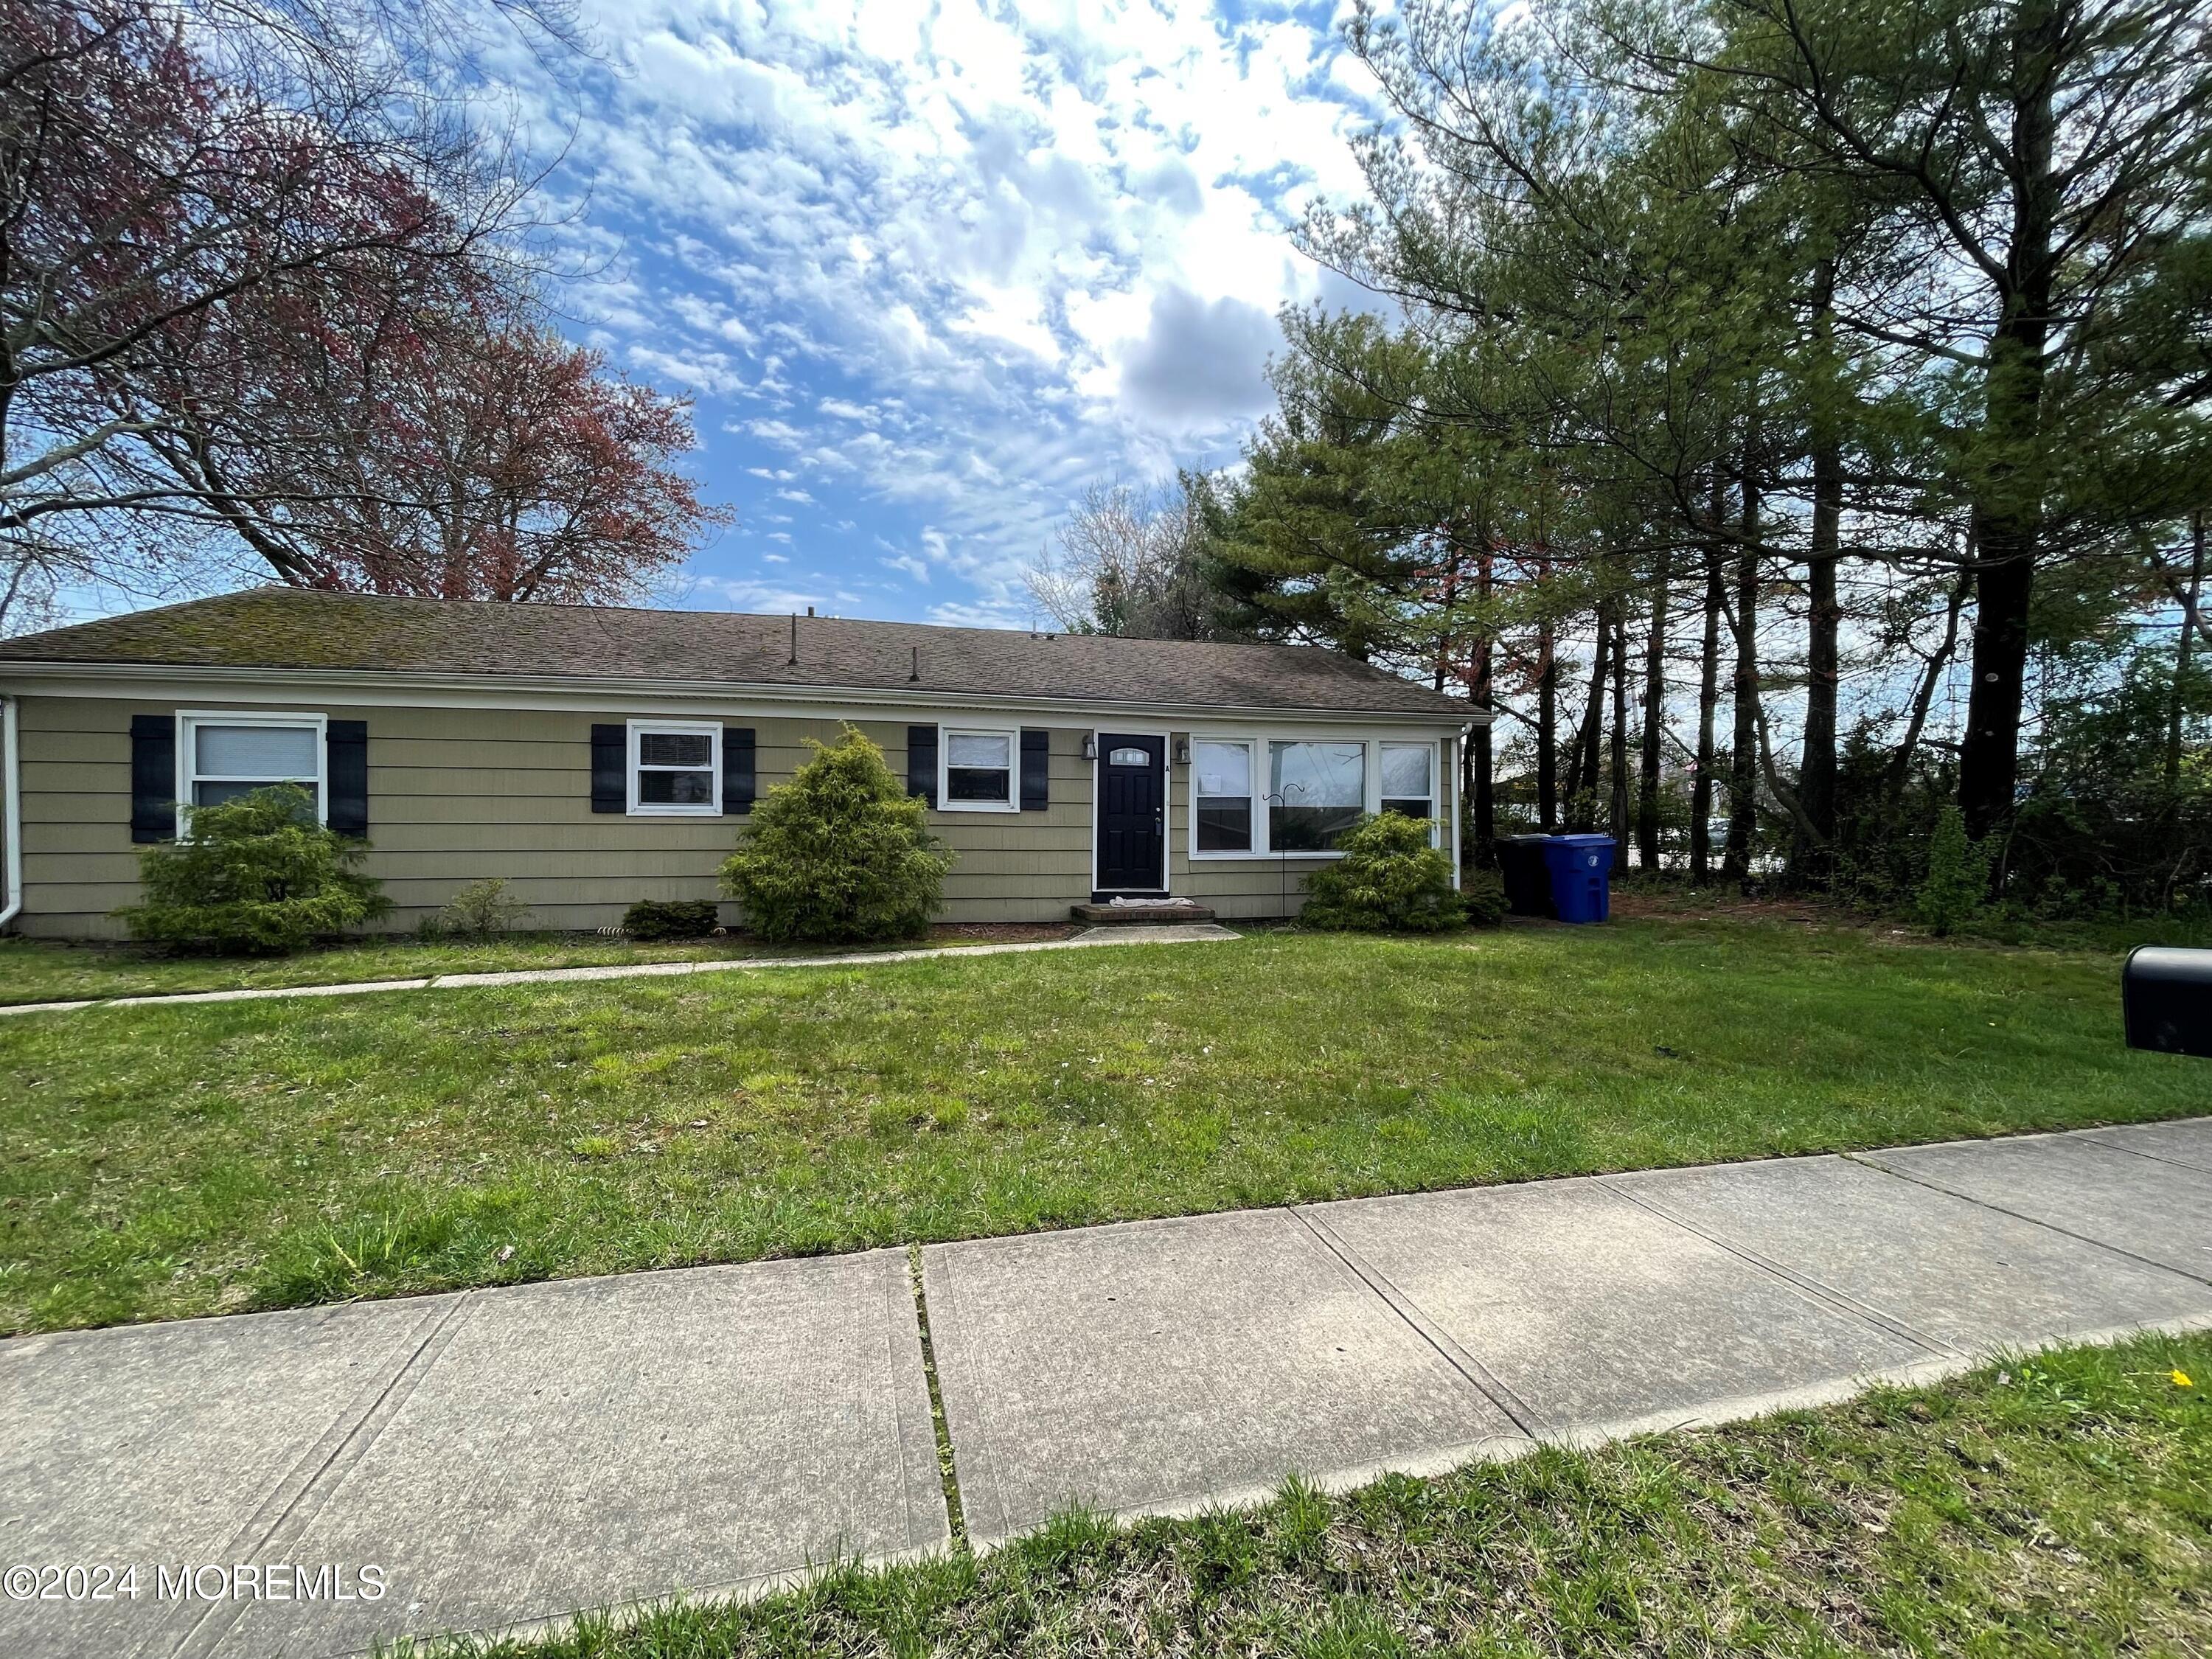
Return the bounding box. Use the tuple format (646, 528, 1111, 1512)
(1096, 733, 1166, 893)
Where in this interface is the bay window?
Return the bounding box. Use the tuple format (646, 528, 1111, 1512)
(1193, 740, 1254, 852)
(1268, 740, 1365, 851)
(1380, 742, 1439, 835)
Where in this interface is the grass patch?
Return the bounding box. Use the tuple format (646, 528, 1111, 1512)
(0, 919, 2199, 1334)
(447, 1329, 2212, 1657)
(0, 924, 1079, 1006)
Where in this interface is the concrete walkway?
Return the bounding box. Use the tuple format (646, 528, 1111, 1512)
(0, 923, 1239, 1018)
(4, 1119, 2208, 1658)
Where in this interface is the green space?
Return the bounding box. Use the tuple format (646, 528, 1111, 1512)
(1, 919, 2190, 1335)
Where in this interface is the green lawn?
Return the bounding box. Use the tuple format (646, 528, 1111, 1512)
(0, 924, 1077, 1006)
(463, 1329, 2212, 1658)
(0, 919, 2198, 1335)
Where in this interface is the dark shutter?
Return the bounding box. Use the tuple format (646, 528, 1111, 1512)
(325, 720, 368, 837)
(906, 724, 938, 806)
(129, 714, 175, 844)
(723, 726, 755, 815)
(590, 723, 626, 813)
(1020, 728, 1049, 811)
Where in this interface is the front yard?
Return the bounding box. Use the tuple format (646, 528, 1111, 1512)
(0, 917, 2199, 1334)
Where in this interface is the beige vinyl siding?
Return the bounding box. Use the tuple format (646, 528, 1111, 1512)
(1171, 731, 1463, 919)
(8, 696, 1463, 936)
(10, 699, 1096, 936)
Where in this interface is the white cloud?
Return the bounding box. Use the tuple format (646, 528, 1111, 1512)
(881, 552, 931, 582)
(693, 576, 824, 611)
(520, 0, 1378, 617)
(928, 599, 1032, 628)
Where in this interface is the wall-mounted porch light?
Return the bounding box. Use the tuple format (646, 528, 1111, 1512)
(1080, 734, 1098, 762)
(1172, 737, 1192, 765)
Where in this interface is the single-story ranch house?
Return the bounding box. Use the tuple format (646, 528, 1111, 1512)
(0, 589, 1480, 938)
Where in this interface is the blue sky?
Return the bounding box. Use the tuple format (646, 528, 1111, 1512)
(498, 0, 1384, 627)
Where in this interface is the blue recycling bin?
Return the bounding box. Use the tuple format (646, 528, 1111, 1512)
(1541, 834, 1614, 923)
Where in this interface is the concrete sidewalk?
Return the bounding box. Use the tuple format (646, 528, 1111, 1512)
(4, 1119, 2208, 1658)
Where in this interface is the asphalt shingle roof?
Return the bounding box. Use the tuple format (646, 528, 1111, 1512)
(0, 588, 1473, 719)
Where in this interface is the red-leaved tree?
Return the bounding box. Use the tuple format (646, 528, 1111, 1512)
(167, 288, 728, 599)
(1, 0, 722, 622)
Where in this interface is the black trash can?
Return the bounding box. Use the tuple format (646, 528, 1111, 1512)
(1494, 835, 1554, 918)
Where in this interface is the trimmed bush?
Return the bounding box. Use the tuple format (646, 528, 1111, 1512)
(1461, 868, 1508, 927)
(1300, 812, 1467, 932)
(432, 876, 532, 938)
(720, 725, 952, 943)
(622, 899, 721, 941)
(116, 785, 390, 953)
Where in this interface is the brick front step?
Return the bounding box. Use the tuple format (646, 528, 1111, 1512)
(1071, 902, 1217, 925)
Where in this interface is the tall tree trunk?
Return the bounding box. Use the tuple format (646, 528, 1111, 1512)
(1571, 603, 1611, 830)
(1722, 460, 1761, 885)
(1607, 607, 1630, 845)
(1887, 564, 1972, 805)
(2166, 512, 2204, 790)
(1798, 267, 1844, 885)
(1537, 558, 1558, 830)
(1958, 1, 2056, 844)
(1691, 487, 1726, 883)
(1637, 546, 1671, 874)
(1473, 552, 1496, 847)
(1433, 560, 1455, 693)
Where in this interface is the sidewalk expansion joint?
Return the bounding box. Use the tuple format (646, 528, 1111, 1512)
(1596, 1178, 1959, 1360)
(2069, 1134, 2212, 1178)
(173, 1292, 477, 1659)
(907, 1244, 970, 1553)
(1286, 1206, 1547, 1441)
(1840, 1151, 2212, 1289)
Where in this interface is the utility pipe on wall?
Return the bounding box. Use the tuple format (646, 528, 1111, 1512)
(0, 695, 20, 929)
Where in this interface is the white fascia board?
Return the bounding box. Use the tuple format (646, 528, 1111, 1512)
(0, 662, 1484, 732)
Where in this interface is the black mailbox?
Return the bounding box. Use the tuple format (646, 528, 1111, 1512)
(2123, 946, 2212, 1058)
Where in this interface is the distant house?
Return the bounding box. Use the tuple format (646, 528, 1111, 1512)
(0, 589, 1478, 938)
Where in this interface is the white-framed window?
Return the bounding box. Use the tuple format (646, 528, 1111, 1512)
(627, 720, 720, 815)
(177, 711, 326, 834)
(1380, 741, 1439, 842)
(942, 726, 1018, 811)
(1192, 739, 1256, 855)
(1269, 740, 1365, 852)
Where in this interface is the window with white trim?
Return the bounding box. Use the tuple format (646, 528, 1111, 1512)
(179, 712, 326, 830)
(942, 728, 1016, 810)
(1269, 740, 1366, 851)
(1193, 740, 1255, 853)
(1380, 742, 1439, 838)
(627, 720, 720, 815)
